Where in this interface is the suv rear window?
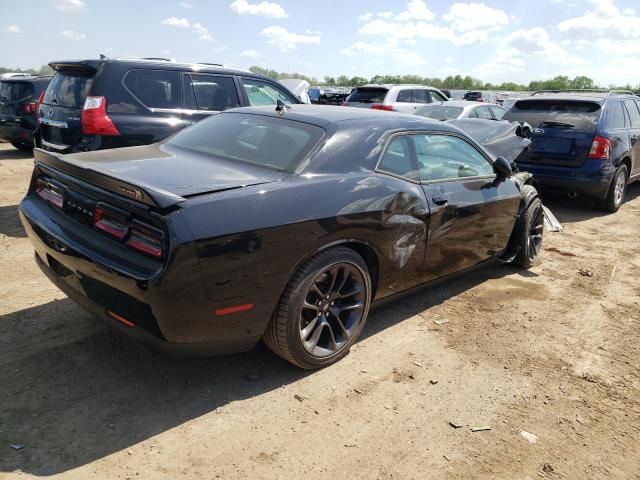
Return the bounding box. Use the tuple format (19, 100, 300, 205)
(505, 99, 602, 130)
(167, 113, 325, 172)
(124, 69, 181, 109)
(0, 81, 33, 100)
(43, 71, 94, 108)
(346, 87, 388, 104)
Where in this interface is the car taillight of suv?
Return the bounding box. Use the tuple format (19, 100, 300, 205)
(588, 135, 611, 160)
(82, 96, 120, 136)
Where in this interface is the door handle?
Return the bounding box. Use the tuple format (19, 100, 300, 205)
(432, 194, 448, 205)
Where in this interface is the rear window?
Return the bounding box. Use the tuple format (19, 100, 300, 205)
(124, 69, 181, 109)
(505, 99, 602, 130)
(416, 105, 463, 120)
(346, 87, 388, 104)
(167, 113, 325, 172)
(0, 81, 34, 101)
(43, 71, 94, 108)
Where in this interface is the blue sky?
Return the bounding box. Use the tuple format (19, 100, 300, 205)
(1, 0, 639, 85)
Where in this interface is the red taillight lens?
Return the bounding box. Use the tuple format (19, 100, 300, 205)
(35, 178, 64, 208)
(36, 91, 45, 116)
(588, 135, 611, 160)
(371, 104, 393, 111)
(23, 102, 37, 113)
(82, 96, 120, 136)
(93, 206, 129, 240)
(126, 226, 164, 258)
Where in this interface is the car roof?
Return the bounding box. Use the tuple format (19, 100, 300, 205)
(438, 101, 484, 107)
(357, 84, 437, 90)
(223, 104, 459, 131)
(47, 57, 265, 78)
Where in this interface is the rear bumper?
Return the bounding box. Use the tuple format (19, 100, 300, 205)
(0, 122, 34, 144)
(517, 159, 614, 200)
(19, 197, 263, 357)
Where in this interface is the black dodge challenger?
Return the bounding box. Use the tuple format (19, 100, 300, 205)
(19, 105, 544, 368)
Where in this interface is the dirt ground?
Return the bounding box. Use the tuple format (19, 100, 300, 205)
(0, 142, 638, 480)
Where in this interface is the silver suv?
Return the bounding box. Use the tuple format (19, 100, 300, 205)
(343, 84, 448, 113)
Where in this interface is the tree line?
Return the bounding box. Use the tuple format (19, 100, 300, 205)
(249, 67, 639, 92)
(0, 65, 54, 76)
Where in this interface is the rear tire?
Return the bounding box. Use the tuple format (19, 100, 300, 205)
(512, 186, 544, 269)
(11, 142, 33, 151)
(598, 164, 628, 213)
(264, 247, 371, 369)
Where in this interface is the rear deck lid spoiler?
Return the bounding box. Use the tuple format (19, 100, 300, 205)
(48, 60, 102, 73)
(33, 148, 184, 209)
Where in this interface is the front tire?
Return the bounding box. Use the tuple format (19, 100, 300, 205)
(598, 164, 628, 213)
(513, 187, 544, 268)
(264, 247, 372, 369)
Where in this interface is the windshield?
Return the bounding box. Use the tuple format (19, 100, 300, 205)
(43, 70, 94, 108)
(416, 105, 464, 120)
(167, 113, 325, 172)
(0, 81, 33, 101)
(346, 87, 388, 104)
(504, 99, 602, 130)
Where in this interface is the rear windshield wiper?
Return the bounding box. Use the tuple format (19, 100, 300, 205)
(538, 121, 575, 128)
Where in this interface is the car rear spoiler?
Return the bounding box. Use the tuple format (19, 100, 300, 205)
(48, 59, 102, 73)
(33, 148, 185, 209)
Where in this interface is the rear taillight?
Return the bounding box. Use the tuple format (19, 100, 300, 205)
(23, 102, 38, 113)
(36, 91, 45, 116)
(92, 204, 164, 257)
(371, 104, 393, 111)
(126, 224, 164, 258)
(588, 135, 611, 160)
(82, 96, 120, 136)
(35, 178, 64, 208)
(93, 205, 128, 240)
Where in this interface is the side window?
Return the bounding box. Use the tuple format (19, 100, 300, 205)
(623, 100, 640, 128)
(610, 102, 627, 129)
(123, 69, 180, 109)
(490, 106, 507, 120)
(396, 89, 413, 103)
(476, 106, 493, 119)
(378, 136, 419, 181)
(414, 134, 494, 182)
(467, 108, 478, 118)
(429, 90, 447, 102)
(241, 78, 296, 106)
(412, 89, 428, 104)
(187, 74, 240, 111)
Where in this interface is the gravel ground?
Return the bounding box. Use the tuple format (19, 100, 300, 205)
(1, 142, 639, 479)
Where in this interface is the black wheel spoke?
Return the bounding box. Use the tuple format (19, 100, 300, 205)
(337, 285, 363, 299)
(306, 320, 324, 351)
(339, 302, 364, 312)
(303, 300, 319, 312)
(301, 316, 319, 341)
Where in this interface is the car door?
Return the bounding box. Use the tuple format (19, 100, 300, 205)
(182, 73, 241, 126)
(413, 132, 521, 280)
(623, 99, 640, 178)
(393, 88, 415, 113)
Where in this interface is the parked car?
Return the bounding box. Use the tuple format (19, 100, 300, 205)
(20, 105, 544, 368)
(0, 75, 51, 150)
(503, 90, 640, 212)
(463, 91, 483, 102)
(342, 84, 448, 112)
(416, 101, 508, 121)
(37, 57, 302, 153)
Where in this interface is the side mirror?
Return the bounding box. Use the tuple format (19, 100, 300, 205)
(493, 156, 513, 179)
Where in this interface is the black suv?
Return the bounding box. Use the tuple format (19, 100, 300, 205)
(463, 91, 483, 102)
(37, 58, 302, 153)
(0, 75, 51, 150)
(504, 90, 640, 212)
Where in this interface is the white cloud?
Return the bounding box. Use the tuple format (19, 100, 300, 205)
(180, 1, 193, 7)
(341, 41, 426, 67)
(356, 1, 509, 46)
(239, 49, 259, 58)
(161, 17, 213, 42)
(6, 25, 22, 33)
(230, 0, 288, 19)
(394, 0, 434, 21)
(58, 29, 86, 41)
(52, 0, 85, 11)
(259, 26, 320, 51)
(558, 0, 640, 41)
